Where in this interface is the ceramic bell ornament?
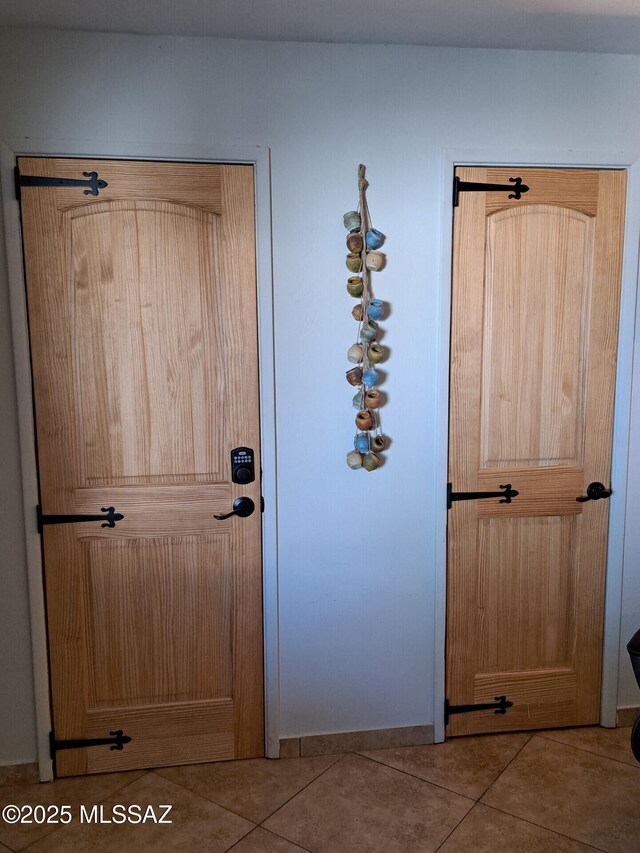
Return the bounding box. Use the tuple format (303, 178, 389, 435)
(346, 367, 363, 386)
(346, 450, 363, 469)
(343, 210, 361, 231)
(364, 389, 381, 408)
(354, 433, 369, 453)
(362, 452, 380, 471)
(346, 253, 362, 272)
(352, 304, 363, 321)
(365, 228, 385, 250)
(362, 368, 378, 388)
(359, 323, 377, 343)
(346, 232, 364, 253)
(347, 343, 364, 364)
(355, 410, 373, 430)
(367, 299, 384, 322)
(365, 251, 385, 271)
(367, 344, 385, 364)
(371, 434, 387, 453)
(347, 277, 363, 297)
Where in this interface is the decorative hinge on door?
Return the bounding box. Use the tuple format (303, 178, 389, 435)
(445, 696, 513, 724)
(447, 483, 518, 509)
(49, 730, 132, 758)
(37, 505, 124, 532)
(453, 175, 530, 207)
(15, 166, 108, 200)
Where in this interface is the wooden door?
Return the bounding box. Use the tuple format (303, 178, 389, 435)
(18, 157, 264, 775)
(446, 166, 626, 736)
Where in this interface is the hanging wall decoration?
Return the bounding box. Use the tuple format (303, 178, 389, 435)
(344, 164, 387, 471)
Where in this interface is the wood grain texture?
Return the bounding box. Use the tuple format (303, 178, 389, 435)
(481, 206, 593, 469)
(19, 157, 264, 774)
(72, 701, 235, 775)
(71, 200, 225, 485)
(19, 157, 224, 214)
(476, 467, 583, 517)
(75, 485, 232, 538)
(476, 517, 578, 672)
(484, 168, 599, 216)
(85, 536, 232, 708)
(446, 166, 626, 736)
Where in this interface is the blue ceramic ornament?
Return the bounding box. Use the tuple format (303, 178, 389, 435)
(354, 433, 369, 453)
(367, 299, 384, 321)
(365, 228, 384, 250)
(362, 368, 378, 388)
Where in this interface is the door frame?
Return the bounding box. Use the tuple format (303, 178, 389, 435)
(435, 147, 640, 742)
(0, 138, 280, 780)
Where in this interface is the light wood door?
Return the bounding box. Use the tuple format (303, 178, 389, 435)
(447, 166, 626, 736)
(19, 157, 264, 775)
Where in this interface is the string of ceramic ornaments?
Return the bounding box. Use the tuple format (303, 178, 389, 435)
(345, 164, 387, 471)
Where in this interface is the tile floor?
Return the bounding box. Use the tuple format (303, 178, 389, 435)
(1, 726, 639, 852)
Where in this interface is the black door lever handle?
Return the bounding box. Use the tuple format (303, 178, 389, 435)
(214, 496, 255, 520)
(576, 482, 612, 502)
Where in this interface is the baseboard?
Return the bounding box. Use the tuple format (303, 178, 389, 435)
(617, 706, 640, 727)
(0, 762, 39, 786)
(280, 725, 434, 758)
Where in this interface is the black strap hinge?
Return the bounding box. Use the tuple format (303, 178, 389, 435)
(16, 168, 108, 197)
(50, 730, 132, 758)
(453, 175, 529, 207)
(447, 483, 518, 509)
(445, 696, 513, 724)
(37, 504, 124, 533)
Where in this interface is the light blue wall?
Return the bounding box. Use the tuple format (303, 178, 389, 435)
(1, 28, 639, 762)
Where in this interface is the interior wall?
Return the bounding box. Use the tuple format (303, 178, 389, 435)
(1, 28, 640, 763)
(0, 194, 36, 765)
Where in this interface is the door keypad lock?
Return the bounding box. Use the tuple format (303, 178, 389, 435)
(231, 447, 255, 485)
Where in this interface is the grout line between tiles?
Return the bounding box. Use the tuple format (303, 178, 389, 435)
(227, 824, 315, 853)
(254, 753, 347, 829)
(469, 802, 608, 852)
(146, 768, 261, 826)
(432, 801, 482, 853)
(220, 823, 260, 853)
(0, 769, 156, 853)
(472, 732, 534, 800)
(534, 730, 640, 768)
(147, 753, 344, 827)
(354, 739, 534, 804)
(353, 750, 473, 802)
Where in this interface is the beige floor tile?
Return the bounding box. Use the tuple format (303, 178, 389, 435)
(538, 725, 637, 767)
(229, 826, 309, 852)
(439, 803, 601, 852)
(361, 731, 530, 799)
(156, 754, 339, 823)
(0, 768, 146, 851)
(481, 735, 640, 852)
(24, 772, 254, 853)
(264, 753, 472, 853)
